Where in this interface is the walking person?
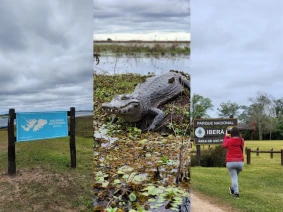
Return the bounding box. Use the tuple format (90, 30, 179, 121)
(222, 126, 244, 198)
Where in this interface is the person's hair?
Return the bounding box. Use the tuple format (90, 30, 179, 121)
(231, 126, 241, 138)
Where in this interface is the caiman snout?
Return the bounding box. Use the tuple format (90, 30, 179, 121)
(100, 103, 121, 114)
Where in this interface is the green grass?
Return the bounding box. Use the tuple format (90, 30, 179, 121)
(0, 115, 93, 212)
(191, 140, 283, 212)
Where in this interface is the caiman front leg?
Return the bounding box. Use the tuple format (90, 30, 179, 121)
(144, 108, 166, 131)
(110, 115, 118, 124)
(179, 76, 191, 91)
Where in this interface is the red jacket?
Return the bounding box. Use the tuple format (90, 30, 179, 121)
(222, 136, 244, 162)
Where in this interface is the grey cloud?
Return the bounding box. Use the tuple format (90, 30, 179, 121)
(0, 0, 93, 114)
(93, 0, 189, 37)
(191, 0, 283, 117)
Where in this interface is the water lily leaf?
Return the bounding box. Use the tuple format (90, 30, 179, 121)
(142, 185, 156, 191)
(122, 174, 129, 179)
(118, 165, 134, 172)
(105, 207, 118, 212)
(129, 193, 137, 202)
(148, 198, 156, 202)
(157, 198, 166, 203)
(151, 203, 164, 209)
(148, 189, 158, 196)
(138, 139, 148, 144)
(173, 197, 183, 202)
(141, 192, 149, 196)
(101, 181, 109, 188)
(133, 174, 147, 182)
(166, 160, 176, 165)
(96, 171, 104, 177)
(114, 179, 121, 184)
(95, 177, 104, 183)
(170, 203, 180, 208)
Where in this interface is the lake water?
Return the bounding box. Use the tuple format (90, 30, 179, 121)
(0, 111, 93, 128)
(94, 54, 190, 75)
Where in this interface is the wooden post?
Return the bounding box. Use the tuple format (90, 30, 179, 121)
(270, 148, 273, 159)
(247, 148, 251, 165)
(196, 145, 201, 166)
(245, 146, 247, 154)
(256, 147, 259, 156)
(195, 116, 201, 166)
(8, 108, 16, 175)
(281, 149, 283, 166)
(69, 107, 76, 168)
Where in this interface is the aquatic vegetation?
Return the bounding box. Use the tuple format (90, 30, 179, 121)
(93, 73, 190, 211)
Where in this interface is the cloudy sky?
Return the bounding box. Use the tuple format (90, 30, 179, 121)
(0, 0, 93, 114)
(93, 0, 190, 41)
(191, 0, 283, 118)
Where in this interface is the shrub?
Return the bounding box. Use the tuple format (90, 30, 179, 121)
(190, 145, 227, 167)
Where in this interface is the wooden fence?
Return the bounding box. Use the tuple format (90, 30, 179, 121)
(246, 147, 283, 166)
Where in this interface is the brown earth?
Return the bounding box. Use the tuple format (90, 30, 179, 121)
(191, 191, 241, 212)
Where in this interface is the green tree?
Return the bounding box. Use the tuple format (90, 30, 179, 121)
(238, 105, 250, 123)
(191, 93, 214, 121)
(274, 98, 283, 118)
(217, 101, 241, 118)
(247, 92, 275, 140)
(273, 98, 283, 139)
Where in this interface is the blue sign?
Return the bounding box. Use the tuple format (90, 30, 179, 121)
(16, 112, 68, 142)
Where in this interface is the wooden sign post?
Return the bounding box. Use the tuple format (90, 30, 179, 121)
(7, 107, 76, 175)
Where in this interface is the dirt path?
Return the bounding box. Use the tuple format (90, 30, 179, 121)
(191, 192, 236, 212)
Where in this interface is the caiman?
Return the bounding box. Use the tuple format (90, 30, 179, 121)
(101, 71, 190, 131)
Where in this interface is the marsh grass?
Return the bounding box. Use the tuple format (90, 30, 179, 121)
(93, 42, 190, 55)
(0, 115, 93, 212)
(191, 140, 283, 212)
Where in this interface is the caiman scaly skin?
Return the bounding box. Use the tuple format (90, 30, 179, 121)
(101, 71, 190, 131)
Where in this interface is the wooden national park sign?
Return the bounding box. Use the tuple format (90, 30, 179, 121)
(193, 118, 238, 145)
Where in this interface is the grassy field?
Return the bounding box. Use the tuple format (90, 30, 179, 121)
(191, 140, 283, 212)
(0, 115, 93, 212)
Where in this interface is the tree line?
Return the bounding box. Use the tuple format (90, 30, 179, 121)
(191, 92, 283, 140)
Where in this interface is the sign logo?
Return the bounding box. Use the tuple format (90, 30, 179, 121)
(16, 112, 68, 142)
(195, 127, 205, 138)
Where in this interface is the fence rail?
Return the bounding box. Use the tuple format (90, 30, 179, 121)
(246, 147, 283, 166)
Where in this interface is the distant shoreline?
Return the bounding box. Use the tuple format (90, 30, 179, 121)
(93, 40, 190, 43)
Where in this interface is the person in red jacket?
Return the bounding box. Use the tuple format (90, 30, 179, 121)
(222, 126, 244, 198)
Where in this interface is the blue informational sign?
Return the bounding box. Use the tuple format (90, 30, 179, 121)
(16, 111, 68, 142)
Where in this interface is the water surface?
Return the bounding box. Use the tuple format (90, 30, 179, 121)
(94, 54, 190, 75)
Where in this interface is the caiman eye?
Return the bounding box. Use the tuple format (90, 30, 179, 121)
(121, 95, 129, 100)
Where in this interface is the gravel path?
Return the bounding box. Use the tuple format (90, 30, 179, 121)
(190, 192, 233, 212)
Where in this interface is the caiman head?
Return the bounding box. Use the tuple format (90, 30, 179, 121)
(101, 94, 141, 115)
